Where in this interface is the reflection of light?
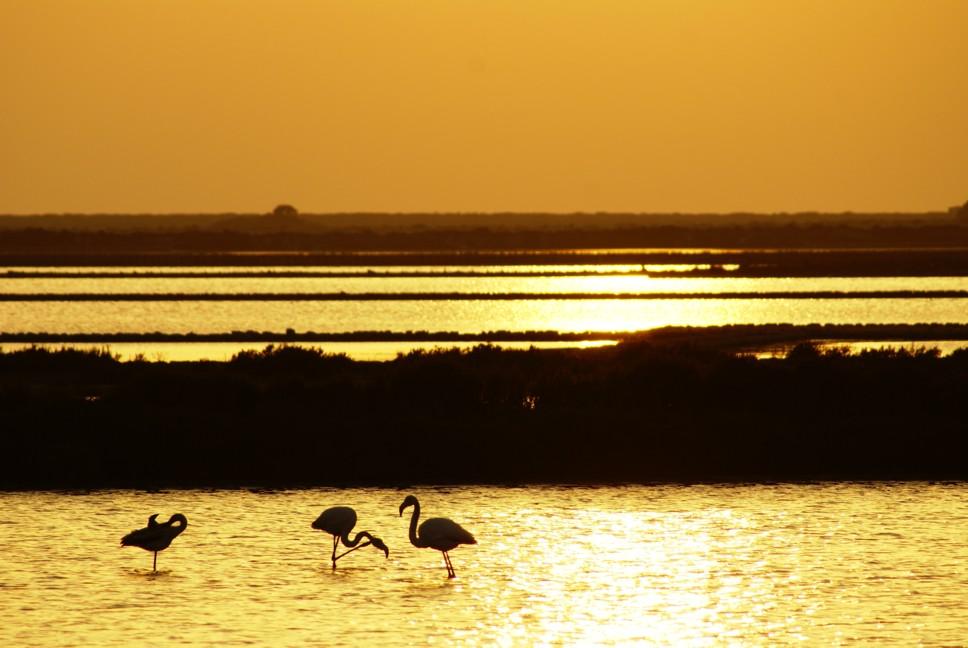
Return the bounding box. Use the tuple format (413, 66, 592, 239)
(518, 299, 738, 333)
(490, 507, 755, 645)
(4, 484, 965, 644)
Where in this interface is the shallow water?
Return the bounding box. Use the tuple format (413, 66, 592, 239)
(3, 266, 967, 339)
(1, 484, 965, 646)
(3, 274, 966, 295)
(2, 297, 967, 335)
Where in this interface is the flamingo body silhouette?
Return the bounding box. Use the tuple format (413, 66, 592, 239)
(312, 506, 389, 569)
(399, 495, 476, 578)
(120, 513, 188, 571)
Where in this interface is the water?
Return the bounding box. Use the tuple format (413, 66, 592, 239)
(3, 265, 967, 338)
(3, 263, 967, 360)
(2, 298, 966, 335)
(4, 273, 967, 295)
(1, 485, 965, 646)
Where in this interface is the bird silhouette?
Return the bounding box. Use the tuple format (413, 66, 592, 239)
(120, 513, 188, 571)
(399, 495, 476, 578)
(311, 506, 389, 570)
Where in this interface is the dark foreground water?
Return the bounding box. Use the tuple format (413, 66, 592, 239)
(1, 484, 965, 646)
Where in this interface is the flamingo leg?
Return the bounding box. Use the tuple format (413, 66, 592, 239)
(331, 535, 339, 569)
(334, 541, 372, 562)
(443, 551, 455, 578)
(153, 551, 157, 572)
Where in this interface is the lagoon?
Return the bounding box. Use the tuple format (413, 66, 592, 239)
(3, 297, 967, 336)
(4, 273, 968, 296)
(1, 484, 965, 646)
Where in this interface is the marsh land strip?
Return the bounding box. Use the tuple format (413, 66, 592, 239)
(2, 342, 966, 489)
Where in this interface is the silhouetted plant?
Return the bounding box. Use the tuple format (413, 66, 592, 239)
(1, 341, 966, 489)
(785, 342, 822, 361)
(0, 345, 119, 371)
(229, 344, 351, 372)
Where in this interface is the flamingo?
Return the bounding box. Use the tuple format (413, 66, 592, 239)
(120, 513, 188, 571)
(399, 495, 476, 578)
(311, 506, 389, 570)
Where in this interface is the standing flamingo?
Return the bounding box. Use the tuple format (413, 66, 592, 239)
(399, 495, 476, 578)
(312, 506, 389, 570)
(120, 513, 188, 571)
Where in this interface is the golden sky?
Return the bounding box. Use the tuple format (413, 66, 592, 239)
(2, 0, 966, 214)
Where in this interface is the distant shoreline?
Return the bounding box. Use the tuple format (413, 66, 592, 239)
(5, 324, 968, 346)
(1, 214, 967, 258)
(0, 210, 959, 230)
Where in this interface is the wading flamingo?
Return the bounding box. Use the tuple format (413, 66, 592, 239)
(399, 495, 476, 578)
(312, 506, 389, 569)
(120, 513, 188, 571)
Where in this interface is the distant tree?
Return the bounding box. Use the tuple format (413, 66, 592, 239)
(272, 204, 298, 217)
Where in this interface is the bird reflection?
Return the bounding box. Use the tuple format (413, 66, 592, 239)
(120, 513, 188, 571)
(312, 506, 389, 570)
(399, 495, 476, 578)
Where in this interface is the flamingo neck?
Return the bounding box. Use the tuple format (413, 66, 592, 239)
(407, 502, 425, 548)
(166, 515, 187, 539)
(341, 530, 373, 548)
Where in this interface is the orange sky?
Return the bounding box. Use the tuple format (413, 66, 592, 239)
(2, 0, 966, 214)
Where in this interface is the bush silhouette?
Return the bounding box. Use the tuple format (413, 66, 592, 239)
(0, 342, 965, 489)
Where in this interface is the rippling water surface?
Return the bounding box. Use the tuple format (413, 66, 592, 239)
(1, 484, 965, 646)
(3, 266, 968, 341)
(4, 274, 968, 295)
(3, 298, 967, 335)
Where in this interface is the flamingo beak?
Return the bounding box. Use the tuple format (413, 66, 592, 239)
(371, 538, 390, 558)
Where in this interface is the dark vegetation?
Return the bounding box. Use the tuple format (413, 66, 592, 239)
(0, 210, 960, 233)
(1, 210, 967, 260)
(2, 224, 968, 254)
(624, 324, 968, 351)
(1, 340, 965, 489)
(5, 324, 968, 346)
